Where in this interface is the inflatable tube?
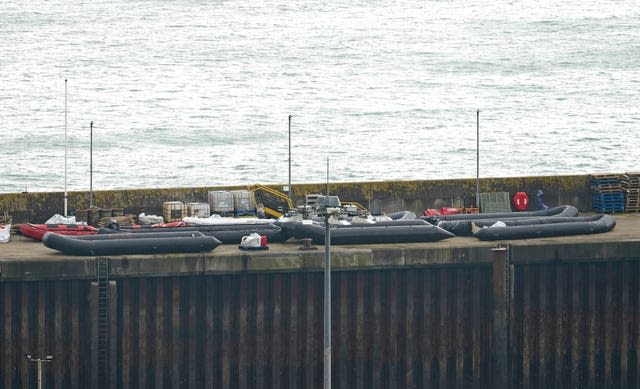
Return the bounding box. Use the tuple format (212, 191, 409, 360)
(468, 216, 602, 229)
(346, 219, 428, 227)
(293, 223, 454, 245)
(435, 205, 580, 236)
(279, 219, 430, 240)
(386, 211, 417, 220)
(433, 205, 578, 221)
(102, 223, 285, 244)
(20, 223, 98, 241)
(43, 231, 221, 256)
(75, 231, 207, 240)
(472, 214, 616, 241)
(309, 210, 417, 224)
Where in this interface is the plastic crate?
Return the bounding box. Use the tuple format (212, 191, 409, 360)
(163, 201, 187, 222)
(187, 202, 210, 218)
(208, 191, 234, 214)
(592, 193, 625, 213)
(231, 190, 256, 216)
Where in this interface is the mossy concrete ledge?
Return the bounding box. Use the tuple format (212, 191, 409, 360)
(0, 174, 595, 223)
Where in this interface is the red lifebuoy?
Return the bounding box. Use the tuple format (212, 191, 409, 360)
(513, 191, 529, 211)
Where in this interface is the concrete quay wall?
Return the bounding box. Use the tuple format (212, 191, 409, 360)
(2, 237, 640, 388)
(0, 174, 591, 223)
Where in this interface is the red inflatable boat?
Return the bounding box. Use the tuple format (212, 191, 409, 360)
(19, 223, 99, 241)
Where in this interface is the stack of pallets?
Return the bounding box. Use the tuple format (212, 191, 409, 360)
(589, 173, 625, 213)
(622, 172, 640, 212)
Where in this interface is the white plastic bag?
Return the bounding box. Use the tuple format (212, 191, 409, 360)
(240, 232, 262, 248)
(138, 213, 164, 225)
(45, 214, 80, 224)
(0, 223, 10, 243)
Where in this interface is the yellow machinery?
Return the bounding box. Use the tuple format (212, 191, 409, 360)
(248, 184, 368, 218)
(247, 184, 294, 218)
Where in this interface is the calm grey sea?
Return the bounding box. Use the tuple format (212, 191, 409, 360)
(1, 0, 639, 193)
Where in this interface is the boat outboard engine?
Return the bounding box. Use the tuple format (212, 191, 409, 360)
(535, 189, 549, 210)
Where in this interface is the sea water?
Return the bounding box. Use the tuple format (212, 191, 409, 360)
(1, 0, 639, 193)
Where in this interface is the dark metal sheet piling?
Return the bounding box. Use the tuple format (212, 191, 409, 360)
(492, 246, 510, 389)
(4, 251, 640, 388)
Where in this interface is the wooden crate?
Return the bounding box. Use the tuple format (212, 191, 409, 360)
(622, 172, 640, 189)
(589, 173, 622, 193)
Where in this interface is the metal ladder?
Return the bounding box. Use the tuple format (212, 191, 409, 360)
(96, 257, 110, 388)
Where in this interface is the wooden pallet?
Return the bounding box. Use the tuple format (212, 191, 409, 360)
(591, 184, 622, 193)
(589, 173, 621, 180)
(622, 172, 640, 189)
(98, 214, 137, 227)
(589, 174, 621, 190)
(622, 181, 640, 188)
(625, 196, 640, 210)
(625, 204, 640, 212)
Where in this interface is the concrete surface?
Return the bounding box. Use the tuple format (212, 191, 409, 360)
(1, 212, 639, 281)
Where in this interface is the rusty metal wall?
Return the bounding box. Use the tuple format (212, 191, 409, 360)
(114, 268, 493, 388)
(0, 267, 493, 389)
(510, 260, 640, 389)
(4, 261, 640, 389)
(0, 280, 91, 388)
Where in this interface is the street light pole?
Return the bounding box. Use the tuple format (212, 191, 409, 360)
(323, 157, 332, 389)
(288, 114, 292, 198)
(26, 354, 53, 389)
(89, 121, 94, 208)
(476, 109, 480, 208)
(64, 79, 68, 217)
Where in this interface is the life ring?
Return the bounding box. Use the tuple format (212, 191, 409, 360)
(513, 192, 529, 211)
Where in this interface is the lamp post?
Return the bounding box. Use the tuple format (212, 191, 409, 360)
(288, 114, 292, 198)
(89, 121, 94, 208)
(476, 109, 480, 208)
(64, 79, 68, 217)
(323, 208, 331, 389)
(323, 157, 332, 389)
(26, 354, 53, 389)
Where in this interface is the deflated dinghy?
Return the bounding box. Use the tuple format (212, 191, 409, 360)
(471, 214, 616, 241)
(291, 221, 455, 245)
(434, 205, 580, 236)
(43, 231, 221, 256)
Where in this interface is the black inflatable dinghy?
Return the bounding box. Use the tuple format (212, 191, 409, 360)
(43, 231, 221, 256)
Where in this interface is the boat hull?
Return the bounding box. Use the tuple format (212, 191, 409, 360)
(472, 214, 616, 241)
(292, 222, 455, 245)
(435, 205, 580, 236)
(20, 223, 98, 241)
(43, 231, 221, 256)
(100, 223, 286, 244)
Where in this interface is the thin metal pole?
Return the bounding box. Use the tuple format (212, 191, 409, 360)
(476, 109, 480, 208)
(288, 114, 292, 197)
(37, 360, 43, 389)
(325, 158, 329, 195)
(64, 79, 68, 217)
(26, 355, 53, 389)
(90, 121, 94, 208)
(323, 157, 331, 389)
(491, 246, 511, 388)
